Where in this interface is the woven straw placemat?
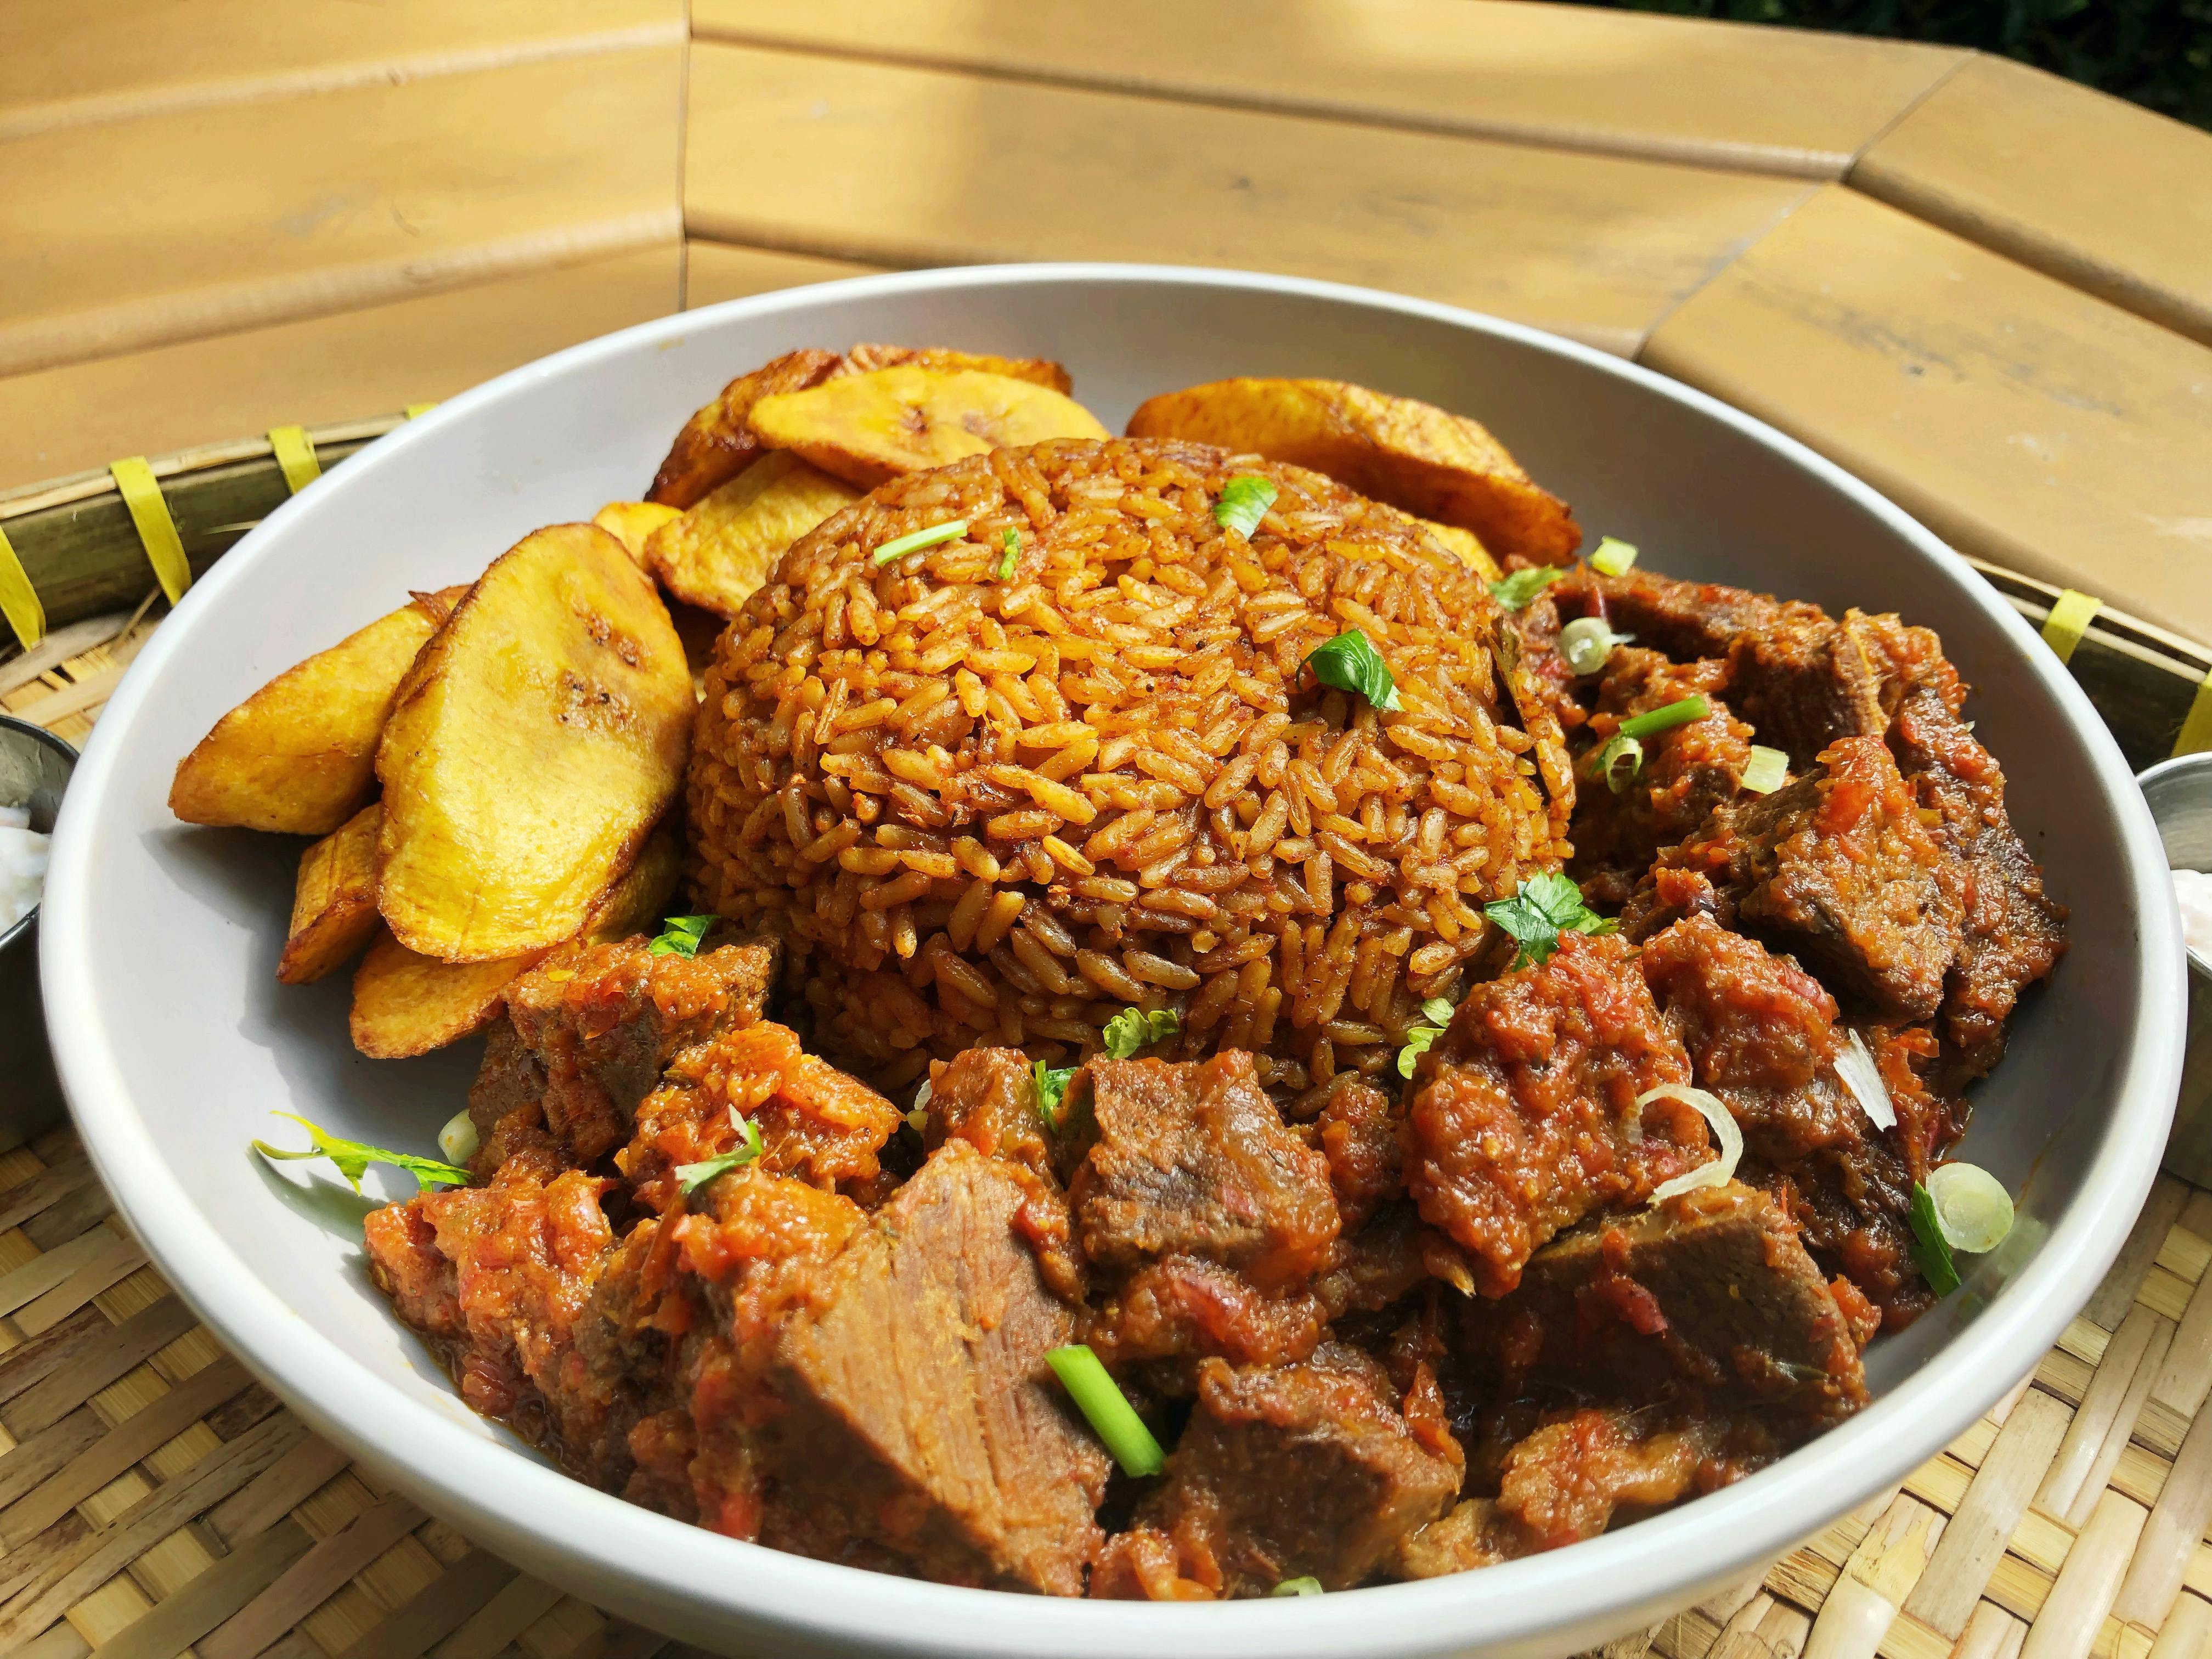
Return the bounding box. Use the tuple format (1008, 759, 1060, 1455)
(4, 618, 2208, 1659)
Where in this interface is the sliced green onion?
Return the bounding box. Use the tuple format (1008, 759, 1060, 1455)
(437, 1109, 478, 1167)
(996, 526, 1019, 581)
(1582, 732, 1643, 793)
(1032, 1059, 1076, 1130)
(1102, 1006, 1180, 1059)
(1908, 1183, 1962, 1296)
(1589, 536, 1639, 577)
(253, 1112, 471, 1194)
(1638, 1084, 1743, 1204)
(675, 1114, 765, 1194)
(1925, 1163, 2015, 1255)
(1046, 1344, 1166, 1476)
(1834, 1029, 1897, 1131)
(1215, 475, 1278, 539)
(1490, 565, 1565, 610)
(649, 914, 717, 958)
(872, 518, 969, 566)
(1618, 695, 1709, 741)
(1273, 1577, 1325, 1596)
(1559, 615, 1627, 676)
(1740, 745, 1789, 795)
(1302, 628, 1401, 712)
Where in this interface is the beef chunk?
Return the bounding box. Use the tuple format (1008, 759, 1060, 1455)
(762, 1142, 1109, 1594)
(1461, 1182, 1867, 1425)
(1314, 1077, 1403, 1231)
(1886, 679, 2066, 1077)
(1395, 1408, 1758, 1576)
(1403, 930, 1708, 1296)
(1085, 1256, 1328, 1370)
(1639, 916, 1939, 1325)
(1070, 1053, 1339, 1291)
(1622, 736, 1956, 1023)
(923, 1045, 1052, 1176)
(1096, 1347, 1462, 1596)
(625, 1020, 902, 1203)
(1570, 649, 1759, 908)
(475, 932, 780, 1165)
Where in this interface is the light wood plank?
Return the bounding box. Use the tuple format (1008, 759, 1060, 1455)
(1640, 186, 2212, 646)
(0, 249, 679, 492)
(0, 49, 681, 379)
(685, 43, 1812, 359)
(683, 242, 884, 311)
(1853, 55, 2212, 349)
(693, 0, 1961, 179)
(0, 0, 680, 142)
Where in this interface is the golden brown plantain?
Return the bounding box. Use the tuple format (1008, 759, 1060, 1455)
(1125, 377, 1581, 565)
(747, 366, 1109, 490)
(591, 501, 683, 565)
(168, 587, 464, 836)
(374, 522, 691, 962)
(646, 348, 842, 509)
(645, 452, 861, 617)
(275, 803, 383, 984)
(836, 343, 1073, 392)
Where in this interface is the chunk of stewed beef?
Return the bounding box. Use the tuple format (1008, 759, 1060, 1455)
(761, 1142, 1110, 1594)
(1461, 1181, 1867, 1425)
(1402, 930, 1708, 1296)
(921, 1044, 1053, 1177)
(1638, 916, 1937, 1326)
(1094, 1346, 1462, 1597)
(470, 931, 780, 1165)
(1622, 736, 1957, 1023)
(1569, 648, 1759, 908)
(1069, 1053, 1339, 1291)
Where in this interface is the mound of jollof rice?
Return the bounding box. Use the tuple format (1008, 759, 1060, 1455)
(686, 437, 1572, 1104)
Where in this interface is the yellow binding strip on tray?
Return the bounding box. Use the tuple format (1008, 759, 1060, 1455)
(2041, 588, 2101, 665)
(109, 456, 192, 605)
(404, 402, 437, 419)
(268, 425, 320, 493)
(2176, 668, 2212, 758)
(0, 522, 45, 650)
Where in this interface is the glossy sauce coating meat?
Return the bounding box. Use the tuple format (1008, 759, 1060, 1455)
(1403, 931, 1709, 1296)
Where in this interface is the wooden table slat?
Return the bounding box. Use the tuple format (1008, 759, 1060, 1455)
(1853, 55, 2212, 351)
(692, 0, 1962, 180)
(685, 41, 1816, 360)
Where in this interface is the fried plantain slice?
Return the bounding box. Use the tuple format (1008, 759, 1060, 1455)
(591, 500, 684, 565)
(645, 452, 861, 617)
(747, 366, 1109, 490)
(646, 347, 843, 510)
(275, 802, 383, 984)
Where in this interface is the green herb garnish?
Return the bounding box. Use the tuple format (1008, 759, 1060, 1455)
(1617, 695, 1709, 742)
(1102, 1006, 1180, 1059)
(1033, 1059, 1077, 1130)
(253, 1111, 471, 1193)
(1396, 996, 1456, 1079)
(649, 914, 718, 958)
(1302, 628, 1401, 712)
(1908, 1182, 1962, 1296)
(1482, 873, 1617, 969)
(1272, 1577, 1325, 1597)
(1589, 536, 1639, 577)
(872, 518, 969, 566)
(1214, 475, 1278, 540)
(1490, 565, 1565, 610)
(996, 526, 1019, 580)
(1046, 1344, 1166, 1476)
(674, 1115, 765, 1194)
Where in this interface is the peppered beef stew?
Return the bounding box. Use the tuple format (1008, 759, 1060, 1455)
(360, 553, 2058, 1601)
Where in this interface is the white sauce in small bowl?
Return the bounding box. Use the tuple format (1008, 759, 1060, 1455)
(0, 803, 49, 933)
(2175, 866, 2212, 963)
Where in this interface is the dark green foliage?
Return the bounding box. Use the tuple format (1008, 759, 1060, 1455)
(1583, 0, 2212, 131)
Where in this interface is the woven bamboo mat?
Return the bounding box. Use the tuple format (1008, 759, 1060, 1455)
(3, 635, 2209, 1659)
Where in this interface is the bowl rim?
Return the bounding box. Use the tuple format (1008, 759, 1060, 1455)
(0, 713, 76, 955)
(41, 262, 2189, 1658)
(2137, 751, 2212, 982)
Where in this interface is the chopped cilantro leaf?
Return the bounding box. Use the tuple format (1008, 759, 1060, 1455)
(649, 914, 717, 958)
(1302, 628, 1401, 712)
(1214, 475, 1278, 539)
(674, 1115, 765, 1194)
(1103, 1006, 1180, 1059)
(1482, 872, 1617, 969)
(253, 1111, 471, 1193)
(1489, 565, 1565, 610)
(1909, 1182, 1962, 1296)
(1033, 1059, 1077, 1130)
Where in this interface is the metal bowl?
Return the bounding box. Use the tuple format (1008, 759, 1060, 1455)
(2138, 752, 2212, 1186)
(0, 714, 77, 1132)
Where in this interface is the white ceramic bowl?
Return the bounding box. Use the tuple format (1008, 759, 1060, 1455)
(43, 266, 2186, 1658)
